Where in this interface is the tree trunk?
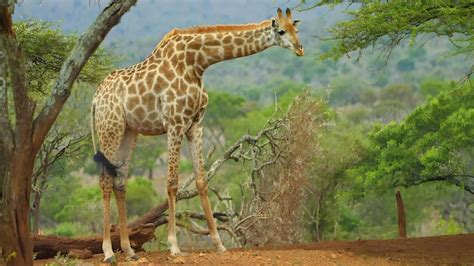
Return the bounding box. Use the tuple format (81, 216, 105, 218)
(0, 1, 138, 265)
(396, 190, 407, 239)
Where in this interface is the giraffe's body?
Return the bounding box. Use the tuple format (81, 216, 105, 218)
(91, 8, 303, 262)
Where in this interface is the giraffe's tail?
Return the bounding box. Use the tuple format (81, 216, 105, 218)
(90, 103, 118, 178)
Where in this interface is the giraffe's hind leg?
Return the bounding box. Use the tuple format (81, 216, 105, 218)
(166, 129, 185, 256)
(186, 123, 226, 252)
(112, 130, 139, 260)
(96, 103, 139, 261)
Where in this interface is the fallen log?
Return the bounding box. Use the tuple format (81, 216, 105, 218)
(33, 223, 159, 259)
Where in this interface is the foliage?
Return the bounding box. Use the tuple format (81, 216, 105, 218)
(15, 20, 114, 98)
(307, 1, 474, 61)
(349, 82, 474, 193)
(126, 177, 162, 217)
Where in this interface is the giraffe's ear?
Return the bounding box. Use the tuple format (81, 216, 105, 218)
(277, 8, 283, 20)
(286, 8, 292, 20)
(293, 20, 302, 27)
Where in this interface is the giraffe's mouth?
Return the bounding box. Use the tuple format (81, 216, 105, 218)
(294, 47, 304, 57)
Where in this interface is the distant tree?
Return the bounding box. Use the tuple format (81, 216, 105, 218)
(204, 90, 245, 149)
(0, 1, 137, 265)
(350, 83, 473, 194)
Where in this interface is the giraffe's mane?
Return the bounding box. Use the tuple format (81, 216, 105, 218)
(176, 20, 272, 35)
(157, 20, 272, 47)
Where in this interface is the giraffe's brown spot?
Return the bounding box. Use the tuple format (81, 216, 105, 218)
(176, 98, 186, 112)
(156, 75, 169, 90)
(142, 120, 153, 129)
(174, 125, 183, 133)
(170, 54, 179, 66)
(223, 35, 232, 44)
(175, 62, 186, 76)
(137, 81, 147, 95)
(142, 92, 156, 112)
(166, 89, 176, 102)
(196, 52, 205, 66)
(135, 70, 146, 80)
(236, 47, 243, 57)
(148, 111, 159, 121)
(134, 106, 146, 119)
(148, 63, 158, 71)
(223, 45, 234, 58)
(176, 42, 185, 51)
(203, 47, 220, 59)
(159, 61, 174, 81)
(184, 108, 194, 116)
(145, 72, 156, 88)
(235, 38, 245, 46)
(186, 51, 195, 65)
(128, 84, 138, 94)
(177, 52, 185, 61)
(126, 96, 140, 110)
(169, 104, 176, 116)
(187, 39, 201, 50)
(205, 37, 220, 46)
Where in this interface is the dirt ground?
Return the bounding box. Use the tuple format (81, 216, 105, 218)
(35, 233, 474, 265)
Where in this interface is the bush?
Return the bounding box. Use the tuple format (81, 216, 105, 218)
(126, 177, 161, 217)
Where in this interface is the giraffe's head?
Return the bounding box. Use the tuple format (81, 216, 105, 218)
(272, 8, 304, 56)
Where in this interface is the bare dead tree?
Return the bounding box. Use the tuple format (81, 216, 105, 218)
(227, 91, 327, 246)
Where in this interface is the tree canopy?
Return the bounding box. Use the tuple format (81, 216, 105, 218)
(350, 82, 473, 193)
(304, 1, 473, 63)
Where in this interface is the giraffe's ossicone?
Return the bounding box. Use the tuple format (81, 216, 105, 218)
(90, 8, 303, 262)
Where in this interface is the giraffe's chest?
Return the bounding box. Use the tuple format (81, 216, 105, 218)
(123, 76, 207, 135)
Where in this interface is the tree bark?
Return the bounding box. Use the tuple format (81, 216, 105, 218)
(396, 190, 407, 239)
(0, 1, 137, 265)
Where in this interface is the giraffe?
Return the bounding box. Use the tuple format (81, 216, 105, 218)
(90, 8, 303, 262)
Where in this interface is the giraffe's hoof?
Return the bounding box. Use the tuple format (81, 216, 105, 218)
(126, 254, 140, 261)
(169, 246, 181, 256)
(103, 255, 116, 264)
(217, 244, 227, 253)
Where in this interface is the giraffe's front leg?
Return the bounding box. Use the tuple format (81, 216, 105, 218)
(186, 123, 226, 252)
(167, 133, 184, 256)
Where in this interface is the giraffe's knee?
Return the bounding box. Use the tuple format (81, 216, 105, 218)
(196, 177, 208, 195)
(167, 177, 178, 196)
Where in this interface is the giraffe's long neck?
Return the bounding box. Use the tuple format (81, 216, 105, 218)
(152, 20, 276, 76)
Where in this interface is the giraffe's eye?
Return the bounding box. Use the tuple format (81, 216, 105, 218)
(278, 30, 285, 35)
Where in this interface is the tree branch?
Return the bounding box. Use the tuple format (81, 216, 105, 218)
(406, 174, 474, 194)
(31, 0, 137, 152)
